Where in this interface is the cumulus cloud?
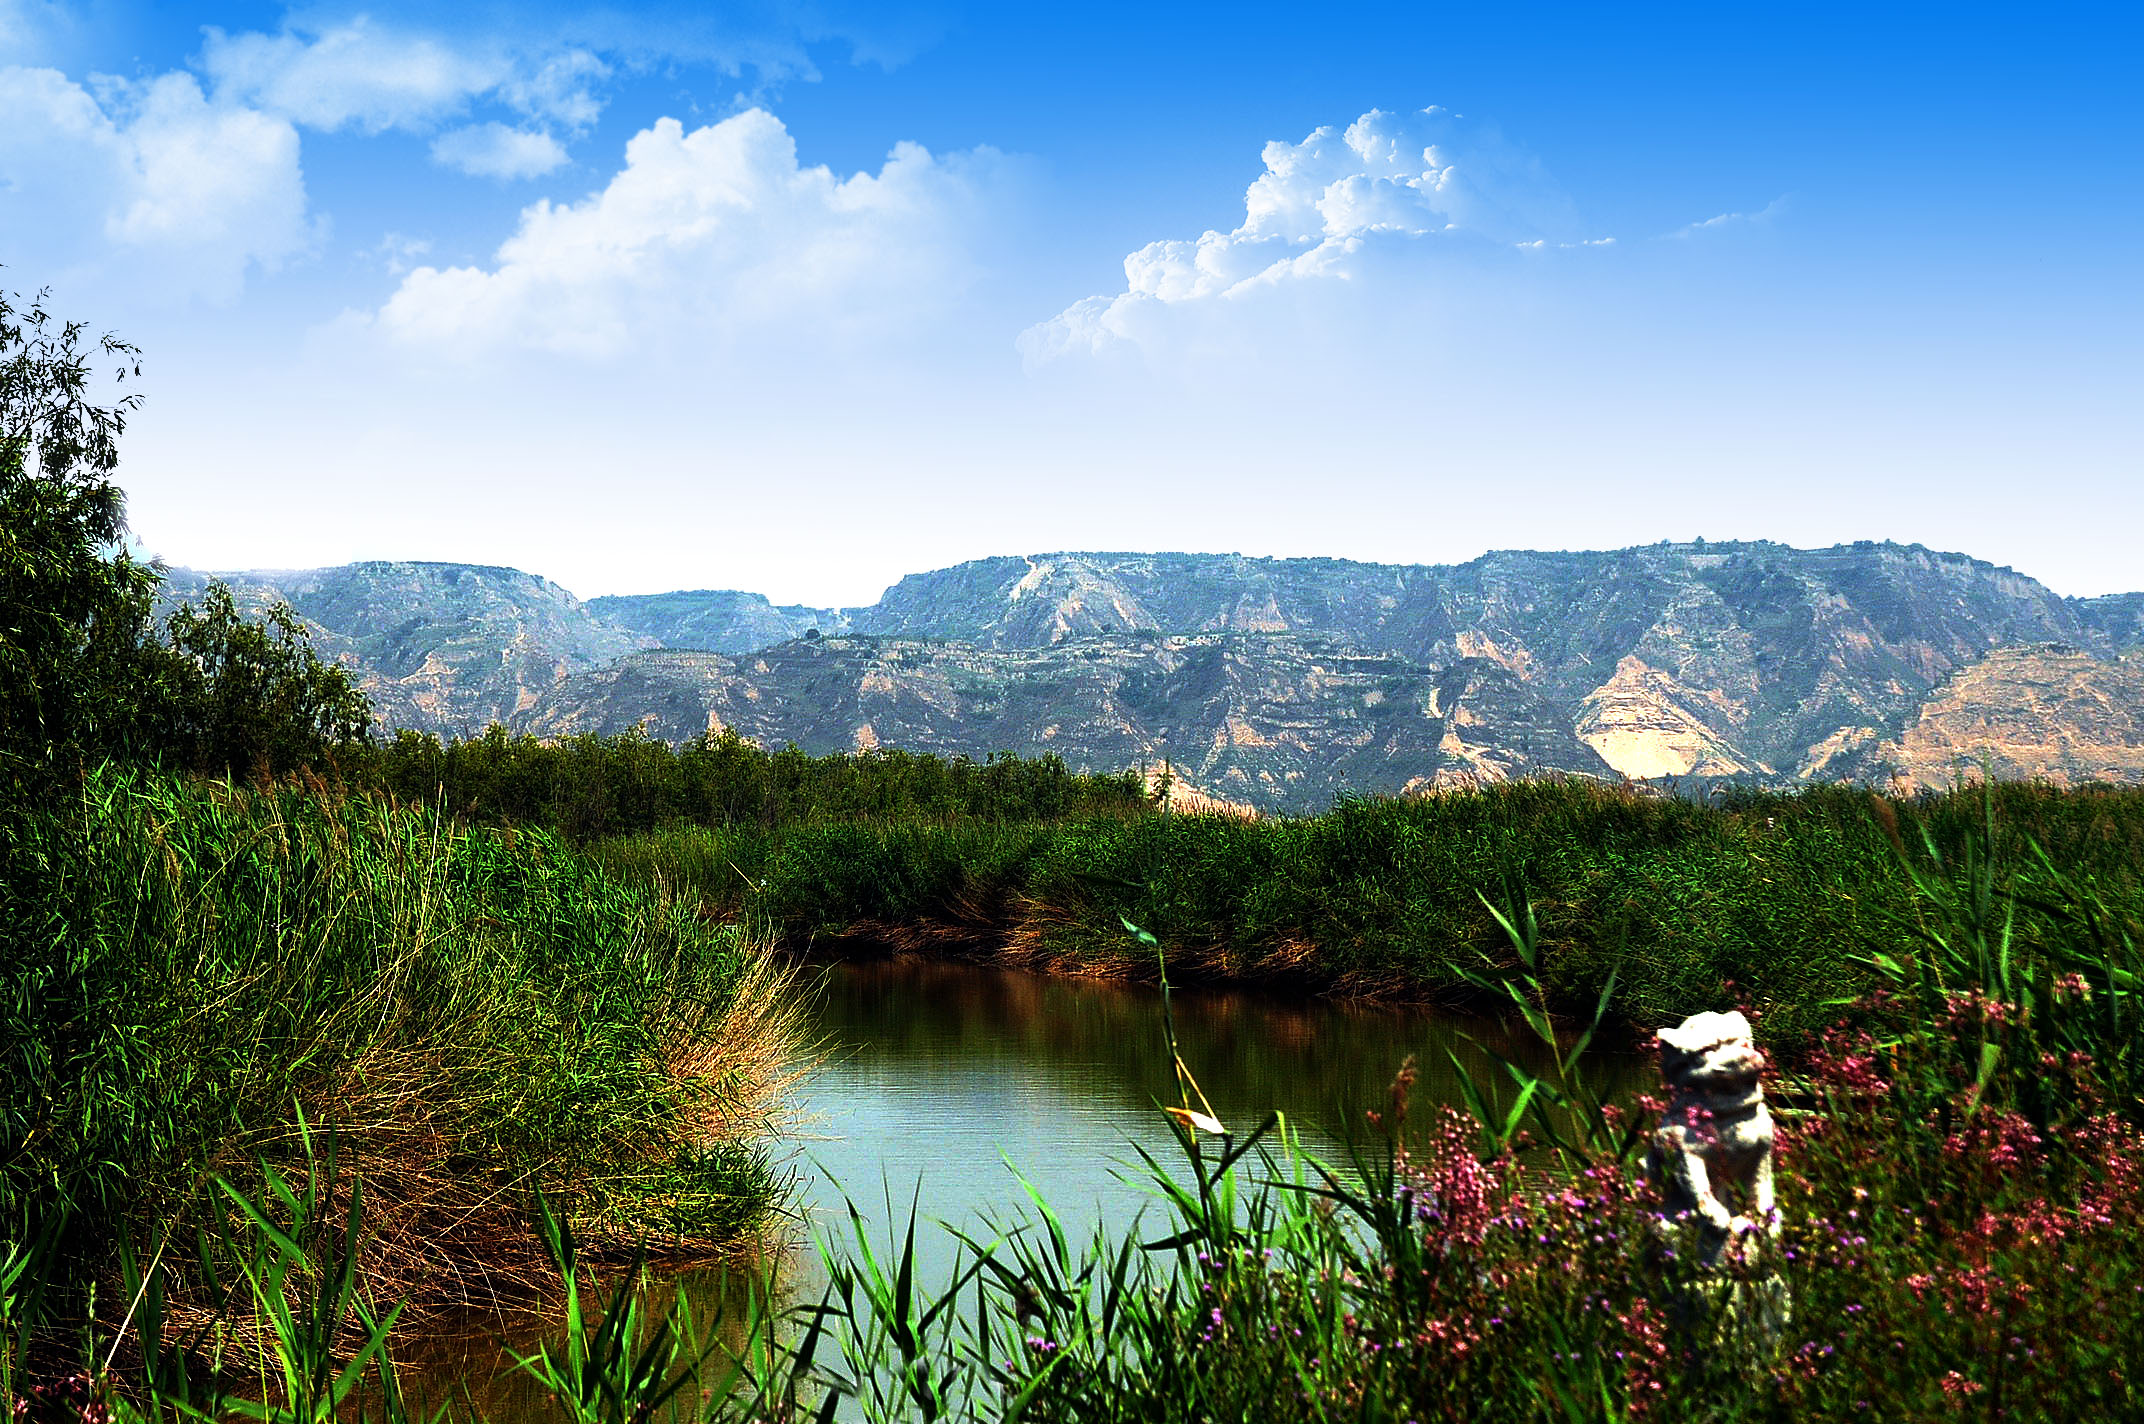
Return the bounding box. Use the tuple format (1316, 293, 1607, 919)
(431, 122, 569, 180)
(375, 107, 1005, 357)
(0, 9, 942, 309)
(0, 65, 310, 301)
(1019, 106, 1586, 363)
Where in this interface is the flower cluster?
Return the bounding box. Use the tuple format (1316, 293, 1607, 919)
(11, 1373, 108, 1424)
(1136, 978, 2142, 1423)
(1397, 1106, 1506, 1245)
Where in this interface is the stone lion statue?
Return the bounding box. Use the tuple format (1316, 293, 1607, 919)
(1648, 1009, 1778, 1269)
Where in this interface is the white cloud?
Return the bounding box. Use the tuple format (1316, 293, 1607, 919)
(431, 122, 569, 180)
(199, 19, 501, 134)
(0, 13, 935, 309)
(1020, 106, 1586, 362)
(366, 231, 432, 275)
(198, 20, 608, 138)
(1670, 198, 1787, 238)
(375, 107, 1005, 357)
(0, 0, 73, 60)
(0, 0, 35, 52)
(0, 65, 310, 302)
(497, 49, 609, 129)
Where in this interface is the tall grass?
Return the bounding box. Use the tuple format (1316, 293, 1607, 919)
(591, 779, 2144, 1045)
(0, 765, 800, 1384)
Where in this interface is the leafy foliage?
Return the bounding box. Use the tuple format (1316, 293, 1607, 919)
(0, 285, 373, 788)
(65, 811, 2144, 1419)
(158, 583, 373, 777)
(592, 779, 2144, 1047)
(0, 285, 155, 784)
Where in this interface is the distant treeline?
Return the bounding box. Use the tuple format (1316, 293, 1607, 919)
(355, 727, 1157, 838)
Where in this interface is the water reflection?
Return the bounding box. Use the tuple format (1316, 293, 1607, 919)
(406, 957, 1640, 1410)
(786, 957, 1637, 1257)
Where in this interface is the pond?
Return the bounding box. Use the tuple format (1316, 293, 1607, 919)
(415, 956, 1641, 1411)
(787, 956, 1595, 1248)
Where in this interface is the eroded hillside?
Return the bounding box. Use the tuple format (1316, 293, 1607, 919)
(163, 562, 652, 733)
(166, 542, 2144, 809)
(516, 634, 1612, 809)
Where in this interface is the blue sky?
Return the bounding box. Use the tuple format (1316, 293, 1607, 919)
(3, 0, 2138, 604)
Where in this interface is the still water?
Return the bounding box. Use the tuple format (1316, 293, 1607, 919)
(786, 956, 1565, 1251)
(416, 957, 1636, 1410)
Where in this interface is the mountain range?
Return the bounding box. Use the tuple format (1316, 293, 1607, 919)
(164, 542, 2144, 812)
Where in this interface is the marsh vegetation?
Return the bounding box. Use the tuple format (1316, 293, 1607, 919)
(17, 785, 2140, 1421)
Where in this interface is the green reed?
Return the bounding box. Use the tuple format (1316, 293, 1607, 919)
(97, 967, 2142, 1421)
(0, 764, 795, 1396)
(592, 779, 2144, 1047)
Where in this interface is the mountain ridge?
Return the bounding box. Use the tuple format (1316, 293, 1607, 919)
(163, 541, 2144, 811)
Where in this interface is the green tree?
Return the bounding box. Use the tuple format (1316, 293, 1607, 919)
(2, 284, 372, 786)
(0, 285, 158, 786)
(162, 583, 373, 777)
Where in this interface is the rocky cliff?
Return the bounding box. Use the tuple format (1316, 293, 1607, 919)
(164, 562, 652, 733)
(586, 589, 851, 653)
(2075, 594, 2144, 655)
(842, 543, 2087, 783)
(168, 542, 2144, 809)
(1875, 645, 2144, 791)
(516, 634, 1613, 810)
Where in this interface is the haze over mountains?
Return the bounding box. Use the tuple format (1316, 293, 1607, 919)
(166, 542, 2144, 812)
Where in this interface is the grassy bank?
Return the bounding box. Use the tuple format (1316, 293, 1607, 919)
(71, 795, 2144, 1422)
(589, 778, 2144, 1044)
(0, 765, 799, 1375)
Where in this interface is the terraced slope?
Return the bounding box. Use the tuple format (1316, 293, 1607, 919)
(1878, 644, 2144, 791)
